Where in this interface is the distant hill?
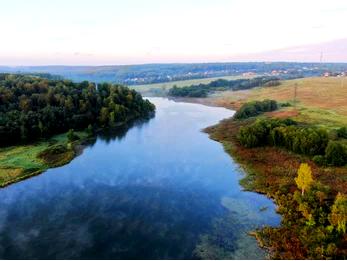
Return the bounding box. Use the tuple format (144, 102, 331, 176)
(1, 62, 347, 85)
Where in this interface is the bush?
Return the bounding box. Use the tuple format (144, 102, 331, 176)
(86, 124, 94, 137)
(281, 102, 292, 107)
(312, 155, 326, 166)
(37, 144, 74, 166)
(263, 80, 281, 87)
(328, 129, 339, 141)
(325, 141, 347, 166)
(234, 100, 278, 119)
(67, 129, 79, 142)
(337, 127, 347, 139)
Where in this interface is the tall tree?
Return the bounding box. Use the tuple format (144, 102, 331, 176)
(295, 163, 314, 195)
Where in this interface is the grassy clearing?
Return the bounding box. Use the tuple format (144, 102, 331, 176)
(0, 131, 89, 187)
(207, 77, 347, 128)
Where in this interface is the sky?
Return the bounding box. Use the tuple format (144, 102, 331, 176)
(1, 0, 347, 65)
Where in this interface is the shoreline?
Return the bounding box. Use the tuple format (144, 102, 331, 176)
(0, 115, 153, 189)
(0, 135, 93, 189)
(196, 95, 347, 259)
(176, 97, 281, 257)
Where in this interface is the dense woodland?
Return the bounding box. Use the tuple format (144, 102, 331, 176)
(0, 74, 155, 146)
(168, 76, 281, 97)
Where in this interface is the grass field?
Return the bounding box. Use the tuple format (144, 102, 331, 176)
(130, 75, 254, 96)
(209, 77, 347, 128)
(0, 131, 89, 187)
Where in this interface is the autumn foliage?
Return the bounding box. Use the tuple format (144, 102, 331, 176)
(295, 163, 314, 195)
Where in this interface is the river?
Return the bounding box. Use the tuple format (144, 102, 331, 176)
(0, 97, 280, 259)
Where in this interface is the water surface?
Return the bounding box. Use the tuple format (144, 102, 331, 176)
(0, 98, 280, 259)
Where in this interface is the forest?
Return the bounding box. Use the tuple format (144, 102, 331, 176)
(168, 76, 281, 97)
(0, 74, 155, 146)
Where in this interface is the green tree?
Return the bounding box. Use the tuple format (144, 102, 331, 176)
(67, 129, 78, 142)
(65, 96, 74, 111)
(38, 120, 44, 137)
(86, 124, 94, 137)
(295, 163, 314, 195)
(99, 107, 109, 126)
(109, 111, 116, 127)
(337, 127, 347, 139)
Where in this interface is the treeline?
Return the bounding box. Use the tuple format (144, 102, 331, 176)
(238, 118, 347, 166)
(3, 62, 345, 85)
(168, 76, 281, 97)
(0, 74, 155, 146)
(234, 100, 278, 119)
(23, 73, 63, 81)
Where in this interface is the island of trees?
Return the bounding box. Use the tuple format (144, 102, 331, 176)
(0, 74, 155, 146)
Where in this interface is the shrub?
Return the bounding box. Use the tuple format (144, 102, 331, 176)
(263, 80, 281, 87)
(325, 141, 347, 166)
(337, 127, 347, 139)
(67, 129, 79, 142)
(281, 102, 292, 107)
(234, 99, 278, 119)
(86, 124, 94, 137)
(328, 129, 339, 141)
(312, 155, 326, 166)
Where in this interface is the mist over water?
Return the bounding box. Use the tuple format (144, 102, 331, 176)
(0, 98, 280, 259)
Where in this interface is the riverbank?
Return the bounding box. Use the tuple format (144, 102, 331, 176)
(0, 117, 148, 188)
(194, 78, 347, 258)
(204, 116, 347, 259)
(0, 131, 93, 188)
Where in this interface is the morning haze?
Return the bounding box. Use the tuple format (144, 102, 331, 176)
(0, 1, 347, 260)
